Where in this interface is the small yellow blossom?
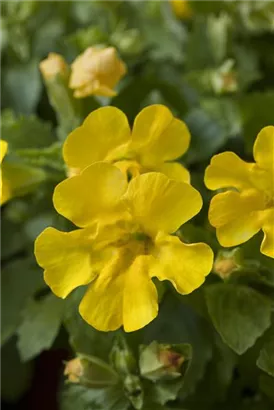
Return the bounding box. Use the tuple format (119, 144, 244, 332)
(39, 53, 68, 80)
(35, 162, 213, 332)
(69, 47, 127, 98)
(170, 0, 193, 19)
(64, 104, 191, 183)
(205, 126, 274, 258)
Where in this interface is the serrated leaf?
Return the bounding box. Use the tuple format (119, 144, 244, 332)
(17, 293, 65, 361)
(1, 257, 45, 345)
(205, 284, 272, 354)
(257, 333, 274, 377)
(3, 60, 42, 115)
(1, 110, 55, 150)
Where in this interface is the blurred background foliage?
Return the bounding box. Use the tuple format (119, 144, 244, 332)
(1, 1, 274, 410)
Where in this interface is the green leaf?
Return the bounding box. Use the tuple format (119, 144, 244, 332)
(17, 293, 65, 361)
(60, 384, 130, 410)
(184, 107, 227, 164)
(205, 284, 272, 354)
(257, 333, 274, 377)
(64, 288, 116, 360)
(1, 337, 34, 403)
(3, 59, 42, 114)
(1, 257, 45, 346)
(238, 91, 274, 153)
(1, 110, 55, 150)
(1, 217, 28, 260)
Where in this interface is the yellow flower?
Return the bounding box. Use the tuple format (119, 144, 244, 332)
(64, 104, 191, 183)
(35, 162, 213, 332)
(40, 53, 68, 80)
(69, 47, 127, 98)
(205, 126, 274, 258)
(170, 0, 193, 20)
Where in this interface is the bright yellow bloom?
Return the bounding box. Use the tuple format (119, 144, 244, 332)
(40, 53, 68, 80)
(35, 163, 213, 332)
(64, 105, 191, 183)
(205, 126, 274, 258)
(69, 47, 127, 98)
(170, 0, 193, 19)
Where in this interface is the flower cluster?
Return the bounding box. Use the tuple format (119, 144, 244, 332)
(31, 90, 273, 332)
(35, 105, 214, 332)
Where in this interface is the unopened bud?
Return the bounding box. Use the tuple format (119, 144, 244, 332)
(110, 335, 137, 377)
(64, 358, 83, 383)
(139, 341, 191, 382)
(211, 60, 238, 95)
(64, 355, 118, 388)
(214, 248, 242, 279)
(69, 46, 127, 98)
(40, 53, 68, 80)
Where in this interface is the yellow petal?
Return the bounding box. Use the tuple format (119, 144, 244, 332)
(124, 172, 202, 236)
(63, 106, 131, 170)
(152, 234, 213, 294)
(261, 208, 274, 258)
(209, 190, 264, 247)
(53, 162, 128, 227)
(154, 162, 190, 183)
(0, 140, 8, 163)
(35, 227, 100, 298)
(123, 255, 158, 332)
(205, 152, 254, 191)
(79, 249, 128, 331)
(253, 126, 274, 171)
(130, 105, 190, 165)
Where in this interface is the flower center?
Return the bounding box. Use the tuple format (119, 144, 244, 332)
(114, 159, 142, 181)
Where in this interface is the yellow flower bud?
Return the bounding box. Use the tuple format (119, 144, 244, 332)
(64, 358, 84, 383)
(213, 249, 242, 279)
(170, 0, 193, 20)
(39, 53, 68, 80)
(69, 46, 127, 98)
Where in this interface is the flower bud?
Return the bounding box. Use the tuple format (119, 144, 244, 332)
(69, 46, 127, 98)
(40, 53, 68, 80)
(64, 358, 84, 383)
(110, 335, 137, 377)
(139, 341, 191, 382)
(39, 54, 82, 140)
(211, 60, 238, 95)
(214, 248, 242, 279)
(64, 355, 119, 388)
